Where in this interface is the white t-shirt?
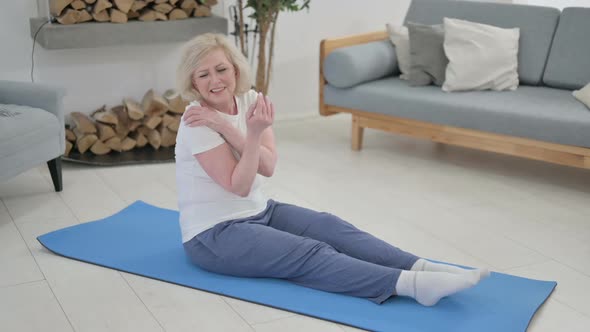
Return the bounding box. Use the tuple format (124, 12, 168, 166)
(175, 89, 268, 243)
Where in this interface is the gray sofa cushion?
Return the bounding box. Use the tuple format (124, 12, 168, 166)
(324, 78, 590, 148)
(0, 104, 62, 160)
(404, 0, 560, 86)
(407, 23, 448, 86)
(323, 40, 398, 88)
(543, 8, 590, 90)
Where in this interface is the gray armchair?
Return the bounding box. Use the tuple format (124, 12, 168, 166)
(0, 80, 65, 191)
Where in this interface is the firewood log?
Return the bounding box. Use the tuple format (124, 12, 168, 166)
(127, 10, 140, 19)
(50, 0, 74, 17)
(112, 105, 131, 139)
(110, 8, 128, 23)
(94, 112, 118, 126)
(90, 140, 111, 155)
(65, 128, 76, 142)
(136, 125, 151, 136)
(131, 1, 147, 12)
(121, 137, 137, 151)
(77, 10, 93, 23)
(92, 10, 110, 21)
(167, 115, 181, 132)
(113, 0, 134, 13)
(137, 135, 148, 148)
(129, 120, 142, 131)
(93, 0, 113, 13)
(71, 0, 87, 10)
(84, 0, 97, 4)
(181, 0, 197, 11)
(105, 136, 122, 152)
(147, 129, 161, 150)
(169, 0, 180, 5)
(168, 8, 188, 20)
(154, 0, 169, 3)
(154, 3, 173, 14)
(77, 134, 98, 154)
(72, 127, 86, 140)
(161, 113, 174, 127)
(143, 115, 163, 130)
(65, 140, 73, 156)
(159, 126, 176, 147)
(205, 0, 218, 5)
(194, 5, 211, 17)
(162, 114, 175, 128)
(71, 112, 97, 134)
(155, 11, 168, 20)
(164, 89, 188, 114)
(92, 105, 118, 126)
(91, 104, 106, 114)
(57, 9, 81, 24)
(96, 123, 116, 141)
(139, 9, 167, 21)
(130, 131, 148, 148)
(123, 98, 144, 120)
(142, 89, 169, 117)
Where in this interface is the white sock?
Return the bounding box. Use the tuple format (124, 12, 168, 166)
(395, 270, 478, 306)
(411, 258, 490, 284)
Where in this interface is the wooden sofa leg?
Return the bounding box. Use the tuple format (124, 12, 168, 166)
(47, 157, 63, 192)
(352, 115, 364, 151)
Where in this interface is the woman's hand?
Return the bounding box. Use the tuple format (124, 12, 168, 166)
(246, 92, 275, 137)
(183, 105, 228, 133)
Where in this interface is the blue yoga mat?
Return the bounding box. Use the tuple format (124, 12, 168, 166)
(38, 201, 556, 332)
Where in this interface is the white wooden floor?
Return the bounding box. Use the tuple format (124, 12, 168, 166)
(1, 114, 589, 332)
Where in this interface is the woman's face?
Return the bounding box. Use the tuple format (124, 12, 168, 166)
(192, 48, 237, 105)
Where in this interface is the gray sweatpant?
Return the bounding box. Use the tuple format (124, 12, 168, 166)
(183, 200, 419, 304)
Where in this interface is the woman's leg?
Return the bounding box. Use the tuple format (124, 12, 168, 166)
(268, 203, 490, 282)
(267, 202, 419, 270)
(184, 219, 401, 304)
(185, 219, 480, 306)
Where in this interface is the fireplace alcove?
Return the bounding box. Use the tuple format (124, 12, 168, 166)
(31, 2, 228, 166)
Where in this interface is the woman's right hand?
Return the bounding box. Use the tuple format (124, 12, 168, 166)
(246, 92, 275, 137)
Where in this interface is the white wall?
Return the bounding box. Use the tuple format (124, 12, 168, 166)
(512, 0, 590, 9)
(1, 0, 411, 121)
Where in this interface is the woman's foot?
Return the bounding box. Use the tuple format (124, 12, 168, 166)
(411, 258, 490, 284)
(396, 270, 481, 306)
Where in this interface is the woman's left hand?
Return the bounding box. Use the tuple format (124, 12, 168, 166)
(183, 105, 228, 133)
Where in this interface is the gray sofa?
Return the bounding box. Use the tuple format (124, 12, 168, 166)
(0, 80, 65, 191)
(320, 0, 590, 170)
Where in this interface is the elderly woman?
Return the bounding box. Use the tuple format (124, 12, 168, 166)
(175, 33, 488, 306)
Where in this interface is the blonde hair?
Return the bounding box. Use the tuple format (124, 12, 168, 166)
(177, 33, 252, 101)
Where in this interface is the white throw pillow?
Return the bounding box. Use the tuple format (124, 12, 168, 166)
(442, 18, 520, 92)
(573, 83, 590, 110)
(386, 23, 411, 80)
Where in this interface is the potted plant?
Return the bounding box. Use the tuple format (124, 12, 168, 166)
(232, 0, 311, 94)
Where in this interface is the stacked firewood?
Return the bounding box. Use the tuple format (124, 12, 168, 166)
(65, 89, 188, 156)
(50, 0, 217, 25)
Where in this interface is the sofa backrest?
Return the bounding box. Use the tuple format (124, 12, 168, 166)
(404, 0, 560, 86)
(542, 8, 590, 90)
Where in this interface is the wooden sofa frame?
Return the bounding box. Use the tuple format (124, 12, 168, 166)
(319, 31, 590, 170)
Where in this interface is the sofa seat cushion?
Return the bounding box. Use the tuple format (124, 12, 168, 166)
(0, 104, 61, 159)
(324, 78, 590, 148)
